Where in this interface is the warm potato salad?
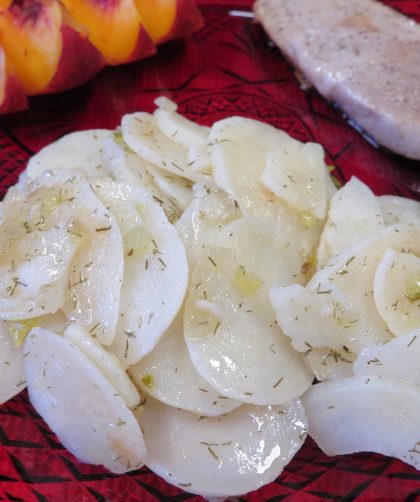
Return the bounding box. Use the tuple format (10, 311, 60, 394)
(0, 97, 419, 498)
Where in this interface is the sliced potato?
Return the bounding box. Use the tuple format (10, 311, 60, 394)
(137, 397, 307, 498)
(379, 195, 420, 226)
(318, 177, 384, 266)
(305, 347, 356, 382)
(374, 249, 420, 336)
(146, 164, 193, 211)
(26, 130, 113, 182)
(353, 329, 420, 385)
(0, 320, 25, 404)
(24, 328, 146, 474)
(303, 377, 420, 469)
(64, 324, 141, 409)
(184, 248, 313, 405)
(129, 313, 241, 417)
(261, 142, 330, 220)
(121, 112, 209, 183)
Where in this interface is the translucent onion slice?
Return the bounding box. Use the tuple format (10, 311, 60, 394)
(64, 324, 141, 409)
(0, 320, 25, 404)
(136, 397, 307, 498)
(303, 376, 420, 469)
(261, 142, 330, 220)
(378, 195, 420, 226)
(175, 183, 241, 265)
(94, 181, 189, 366)
(374, 249, 420, 337)
(317, 177, 384, 266)
(26, 130, 113, 182)
(24, 328, 147, 474)
(121, 112, 209, 183)
(129, 313, 241, 416)
(184, 247, 313, 405)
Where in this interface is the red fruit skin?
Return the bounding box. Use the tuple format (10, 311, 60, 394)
(110, 23, 156, 66)
(0, 72, 28, 114)
(158, 0, 203, 44)
(44, 23, 106, 94)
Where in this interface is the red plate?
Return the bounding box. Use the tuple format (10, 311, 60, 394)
(0, 1, 419, 500)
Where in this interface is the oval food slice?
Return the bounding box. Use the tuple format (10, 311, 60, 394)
(64, 324, 141, 409)
(305, 347, 356, 382)
(353, 329, 420, 385)
(0, 320, 25, 404)
(24, 328, 146, 474)
(303, 376, 420, 469)
(261, 142, 330, 220)
(121, 112, 208, 183)
(175, 183, 241, 264)
(137, 397, 307, 498)
(317, 177, 384, 266)
(184, 247, 313, 405)
(379, 195, 420, 226)
(146, 164, 193, 211)
(94, 181, 188, 366)
(26, 130, 113, 182)
(374, 249, 420, 336)
(129, 313, 240, 417)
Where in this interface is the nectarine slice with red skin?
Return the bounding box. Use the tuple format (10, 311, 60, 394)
(0, 0, 12, 12)
(136, 0, 203, 44)
(0, 47, 28, 114)
(0, 0, 105, 95)
(58, 0, 156, 65)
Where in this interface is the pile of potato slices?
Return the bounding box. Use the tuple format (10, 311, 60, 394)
(0, 96, 419, 499)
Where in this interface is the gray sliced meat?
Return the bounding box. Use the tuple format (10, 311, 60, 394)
(254, 0, 420, 160)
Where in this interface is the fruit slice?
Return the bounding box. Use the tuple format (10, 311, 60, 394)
(374, 249, 420, 336)
(0, 0, 105, 95)
(136, 0, 203, 44)
(317, 177, 384, 266)
(0, 320, 25, 404)
(136, 397, 307, 498)
(184, 247, 313, 405)
(64, 324, 141, 408)
(24, 328, 146, 473)
(129, 313, 241, 417)
(0, 0, 11, 11)
(0, 47, 27, 114)
(303, 376, 420, 469)
(353, 329, 420, 385)
(59, 0, 156, 65)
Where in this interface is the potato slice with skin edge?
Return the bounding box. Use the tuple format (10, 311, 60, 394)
(121, 112, 210, 183)
(26, 130, 114, 182)
(175, 183, 241, 265)
(64, 324, 141, 409)
(129, 313, 241, 417)
(378, 195, 420, 226)
(261, 142, 330, 220)
(374, 249, 420, 337)
(303, 376, 420, 469)
(184, 247, 313, 405)
(353, 329, 420, 385)
(318, 177, 384, 267)
(0, 320, 25, 404)
(272, 225, 420, 355)
(24, 328, 147, 474)
(136, 396, 308, 498)
(93, 180, 188, 366)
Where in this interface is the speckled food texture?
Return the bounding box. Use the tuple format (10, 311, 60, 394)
(254, 0, 420, 161)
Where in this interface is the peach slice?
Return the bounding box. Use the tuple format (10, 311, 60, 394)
(136, 0, 203, 44)
(0, 47, 28, 114)
(58, 0, 156, 65)
(0, 0, 105, 95)
(0, 0, 12, 12)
